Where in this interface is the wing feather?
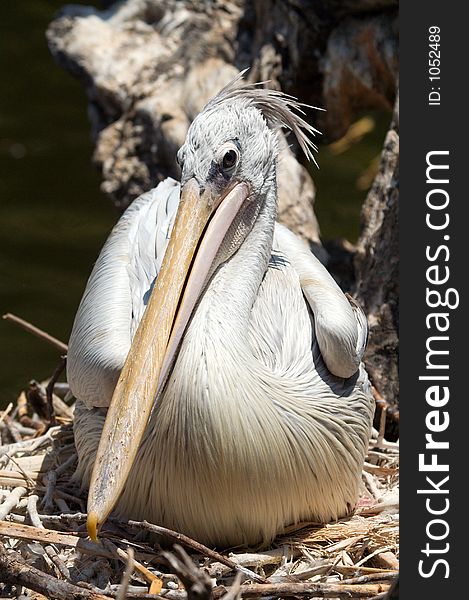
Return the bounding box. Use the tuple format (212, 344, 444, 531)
(67, 178, 180, 408)
(273, 224, 368, 379)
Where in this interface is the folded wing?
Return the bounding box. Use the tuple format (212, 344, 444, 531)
(67, 178, 180, 408)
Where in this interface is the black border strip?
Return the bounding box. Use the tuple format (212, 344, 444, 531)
(401, 2, 466, 595)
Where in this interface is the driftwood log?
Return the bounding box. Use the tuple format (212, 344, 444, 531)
(46, 0, 399, 426)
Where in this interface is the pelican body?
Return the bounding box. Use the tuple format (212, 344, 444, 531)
(68, 78, 374, 547)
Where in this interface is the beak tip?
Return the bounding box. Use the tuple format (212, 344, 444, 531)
(87, 511, 99, 541)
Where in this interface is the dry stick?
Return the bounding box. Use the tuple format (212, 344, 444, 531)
(77, 588, 176, 600)
(46, 355, 67, 426)
(363, 462, 396, 476)
(42, 470, 58, 512)
(0, 402, 13, 425)
(334, 566, 398, 576)
(116, 546, 163, 590)
(207, 548, 295, 578)
(0, 541, 110, 600)
(377, 406, 387, 448)
(161, 544, 213, 600)
(13, 511, 88, 525)
(0, 520, 156, 564)
(17, 390, 42, 430)
(3, 414, 22, 443)
(340, 573, 397, 585)
(0, 469, 39, 488)
(2, 313, 68, 353)
(0, 425, 60, 456)
(128, 520, 267, 584)
(54, 487, 86, 512)
(27, 494, 71, 580)
(371, 386, 399, 424)
(0, 521, 114, 559)
(372, 552, 399, 571)
(362, 470, 381, 501)
(40, 379, 74, 419)
(4, 454, 36, 488)
(1, 420, 38, 438)
(220, 573, 242, 600)
(213, 580, 391, 598)
(0, 447, 18, 468)
(0, 486, 27, 520)
(355, 546, 396, 568)
(116, 547, 135, 600)
(26, 379, 51, 422)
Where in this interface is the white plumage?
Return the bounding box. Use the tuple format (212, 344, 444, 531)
(68, 76, 374, 547)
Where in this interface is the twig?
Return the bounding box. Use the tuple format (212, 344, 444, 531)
(4, 455, 36, 488)
(9, 511, 87, 525)
(0, 468, 41, 488)
(2, 414, 22, 443)
(42, 470, 58, 512)
(0, 521, 114, 559)
(340, 573, 397, 585)
(371, 552, 399, 571)
(0, 425, 60, 456)
(116, 546, 163, 591)
(79, 589, 179, 600)
(27, 378, 73, 425)
(17, 390, 42, 430)
(363, 462, 396, 476)
(0, 541, 109, 600)
(355, 546, 395, 568)
(334, 566, 398, 576)
(116, 546, 135, 600)
(2, 312, 68, 353)
(54, 488, 86, 512)
(0, 486, 27, 520)
(371, 386, 399, 424)
(27, 494, 71, 579)
(46, 356, 67, 426)
(128, 520, 267, 584)
(220, 573, 242, 600)
(213, 580, 391, 598)
(377, 406, 387, 448)
(208, 548, 295, 578)
(0, 402, 13, 425)
(161, 545, 213, 600)
(362, 470, 381, 501)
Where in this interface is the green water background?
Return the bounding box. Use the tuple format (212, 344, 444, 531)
(0, 2, 389, 409)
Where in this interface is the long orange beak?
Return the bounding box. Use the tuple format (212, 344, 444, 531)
(87, 178, 250, 540)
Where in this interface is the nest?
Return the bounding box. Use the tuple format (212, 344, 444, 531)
(0, 349, 398, 599)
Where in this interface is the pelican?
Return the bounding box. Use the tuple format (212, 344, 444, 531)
(67, 76, 374, 548)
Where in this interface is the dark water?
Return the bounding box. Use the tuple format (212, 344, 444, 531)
(0, 1, 115, 407)
(0, 2, 389, 409)
(313, 113, 390, 240)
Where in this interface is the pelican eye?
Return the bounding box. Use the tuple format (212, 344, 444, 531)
(223, 149, 237, 170)
(219, 143, 240, 174)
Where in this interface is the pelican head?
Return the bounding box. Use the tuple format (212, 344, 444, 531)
(86, 75, 319, 540)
